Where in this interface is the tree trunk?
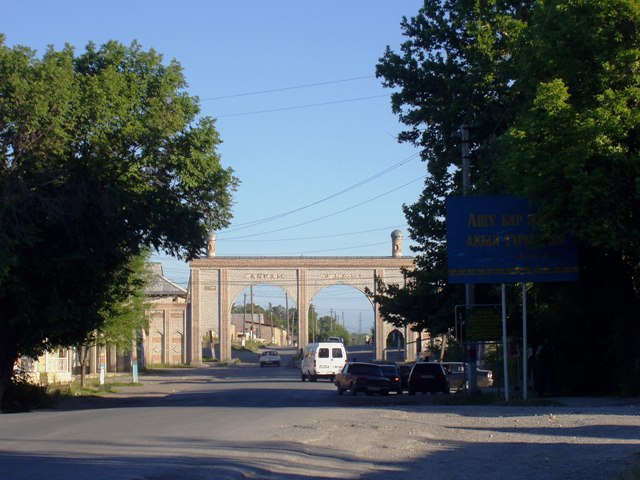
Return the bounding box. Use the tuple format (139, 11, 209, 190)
(439, 334, 448, 362)
(79, 345, 88, 388)
(0, 336, 18, 410)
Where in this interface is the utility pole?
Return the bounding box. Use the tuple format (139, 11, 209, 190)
(462, 123, 477, 393)
(269, 302, 273, 345)
(462, 123, 474, 307)
(250, 286, 255, 340)
(285, 293, 290, 346)
(243, 293, 249, 340)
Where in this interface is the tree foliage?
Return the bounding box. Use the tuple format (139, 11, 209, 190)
(375, 0, 640, 394)
(0, 38, 237, 401)
(231, 302, 297, 333)
(309, 308, 350, 346)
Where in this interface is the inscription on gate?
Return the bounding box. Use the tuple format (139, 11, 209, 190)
(244, 273, 285, 280)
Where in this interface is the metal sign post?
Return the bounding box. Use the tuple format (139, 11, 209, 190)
(501, 284, 509, 401)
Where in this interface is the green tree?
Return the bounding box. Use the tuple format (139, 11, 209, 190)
(76, 252, 151, 387)
(375, 1, 640, 393)
(0, 38, 237, 403)
(313, 315, 350, 346)
(373, 0, 529, 334)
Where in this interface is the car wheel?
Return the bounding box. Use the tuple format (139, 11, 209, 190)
(301, 373, 306, 382)
(260, 363, 264, 368)
(396, 389, 403, 395)
(276, 362, 280, 367)
(310, 375, 317, 382)
(349, 383, 357, 396)
(337, 386, 343, 395)
(408, 390, 415, 396)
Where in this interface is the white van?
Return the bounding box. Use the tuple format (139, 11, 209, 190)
(300, 342, 347, 382)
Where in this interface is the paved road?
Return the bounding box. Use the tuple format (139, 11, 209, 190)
(230, 344, 378, 366)
(1, 362, 639, 480)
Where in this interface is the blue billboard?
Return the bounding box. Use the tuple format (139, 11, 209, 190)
(446, 196, 579, 284)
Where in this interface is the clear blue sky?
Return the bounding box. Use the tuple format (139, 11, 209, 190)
(3, 1, 426, 333)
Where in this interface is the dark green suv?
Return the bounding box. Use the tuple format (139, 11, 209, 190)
(407, 362, 450, 395)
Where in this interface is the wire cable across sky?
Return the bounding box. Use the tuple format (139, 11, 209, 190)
(219, 174, 425, 241)
(223, 152, 421, 233)
(201, 75, 375, 101)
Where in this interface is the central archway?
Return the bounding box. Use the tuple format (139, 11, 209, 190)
(310, 284, 374, 345)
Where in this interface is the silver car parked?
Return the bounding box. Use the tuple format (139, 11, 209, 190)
(440, 362, 493, 391)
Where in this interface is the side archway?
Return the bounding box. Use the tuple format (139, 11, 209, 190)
(385, 329, 405, 362)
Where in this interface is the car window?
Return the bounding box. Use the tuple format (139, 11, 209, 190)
(362, 365, 382, 376)
(318, 348, 329, 358)
(380, 365, 397, 375)
(350, 364, 380, 375)
(331, 348, 343, 358)
(413, 363, 444, 374)
(442, 363, 463, 373)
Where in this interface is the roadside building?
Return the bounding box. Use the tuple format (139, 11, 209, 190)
(142, 263, 188, 366)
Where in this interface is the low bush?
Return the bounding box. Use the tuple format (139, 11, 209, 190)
(1, 372, 56, 413)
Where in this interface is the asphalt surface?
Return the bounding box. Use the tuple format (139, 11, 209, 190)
(1, 357, 639, 480)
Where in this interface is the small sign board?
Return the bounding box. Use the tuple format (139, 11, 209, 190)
(464, 305, 502, 342)
(446, 196, 579, 284)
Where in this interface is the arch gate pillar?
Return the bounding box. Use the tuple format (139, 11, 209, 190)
(218, 268, 231, 363)
(374, 269, 385, 361)
(297, 268, 309, 351)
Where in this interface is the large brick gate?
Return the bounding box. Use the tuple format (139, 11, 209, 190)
(187, 231, 416, 363)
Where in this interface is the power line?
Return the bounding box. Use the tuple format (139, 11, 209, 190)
(200, 75, 375, 101)
(219, 241, 388, 257)
(214, 94, 389, 118)
(220, 224, 407, 243)
(223, 153, 420, 232)
(220, 175, 425, 240)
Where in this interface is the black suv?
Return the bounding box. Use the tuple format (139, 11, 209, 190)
(407, 362, 450, 395)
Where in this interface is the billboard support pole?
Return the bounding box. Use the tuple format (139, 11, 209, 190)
(501, 283, 509, 401)
(522, 283, 528, 400)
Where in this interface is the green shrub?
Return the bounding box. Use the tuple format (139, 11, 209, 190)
(618, 463, 640, 480)
(1, 373, 55, 413)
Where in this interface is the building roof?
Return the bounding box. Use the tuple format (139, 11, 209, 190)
(145, 262, 187, 297)
(230, 313, 264, 327)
